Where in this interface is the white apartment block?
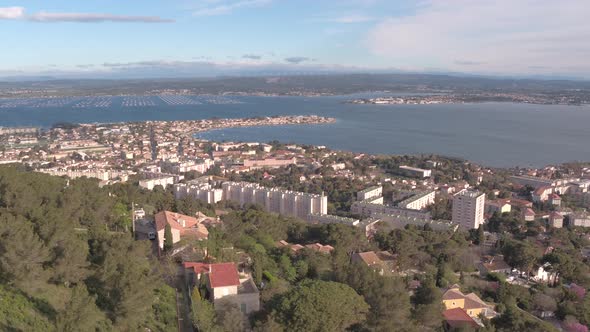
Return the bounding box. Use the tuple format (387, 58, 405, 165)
(139, 176, 175, 190)
(174, 182, 223, 204)
(37, 168, 130, 182)
(357, 186, 383, 201)
(399, 165, 432, 178)
(452, 189, 486, 230)
(308, 213, 360, 226)
(351, 201, 432, 220)
(397, 191, 436, 210)
(222, 181, 327, 221)
(170, 159, 214, 174)
(509, 175, 576, 189)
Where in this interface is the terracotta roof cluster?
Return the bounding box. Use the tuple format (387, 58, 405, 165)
(480, 255, 511, 272)
(277, 240, 334, 254)
(155, 210, 209, 239)
(443, 285, 491, 314)
(183, 262, 240, 288)
(443, 308, 480, 329)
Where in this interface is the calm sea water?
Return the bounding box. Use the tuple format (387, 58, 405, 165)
(1, 94, 589, 167)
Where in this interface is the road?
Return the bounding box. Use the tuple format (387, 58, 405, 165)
(175, 265, 194, 332)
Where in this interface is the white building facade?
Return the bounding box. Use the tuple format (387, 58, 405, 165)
(452, 189, 486, 230)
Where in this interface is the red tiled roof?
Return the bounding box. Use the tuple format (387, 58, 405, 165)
(354, 251, 383, 266)
(155, 211, 208, 239)
(183, 262, 210, 275)
(208, 263, 240, 288)
(533, 186, 551, 196)
(443, 308, 479, 328)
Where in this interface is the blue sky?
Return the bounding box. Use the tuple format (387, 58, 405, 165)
(1, 0, 589, 78)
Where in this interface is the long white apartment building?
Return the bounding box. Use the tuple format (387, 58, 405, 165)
(139, 176, 175, 190)
(174, 181, 223, 204)
(222, 181, 327, 221)
(509, 175, 577, 189)
(37, 168, 131, 182)
(399, 165, 432, 178)
(351, 200, 432, 220)
(397, 191, 436, 210)
(452, 189, 486, 230)
(168, 159, 214, 174)
(357, 186, 383, 201)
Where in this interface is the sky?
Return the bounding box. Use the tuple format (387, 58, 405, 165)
(1, 0, 589, 79)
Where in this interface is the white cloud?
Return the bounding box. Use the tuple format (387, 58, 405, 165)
(330, 14, 375, 23)
(367, 0, 590, 76)
(0, 6, 24, 19)
(0, 6, 172, 23)
(192, 0, 272, 16)
(28, 12, 174, 23)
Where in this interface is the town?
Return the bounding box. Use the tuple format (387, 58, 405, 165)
(0, 116, 589, 331)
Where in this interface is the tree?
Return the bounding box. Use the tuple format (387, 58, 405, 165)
(191, 296, 217, 332)
(501, 239, 538, 276)
(413, 276, 444, 329)
(0, 214, 50, 286)
(217, 302, 244, 332)
(274, 280, 369, 332)
(476, 225, 485, 245)
(164, 223, 173, 251)
(89, 237, 158, 329)
(56, 284, 108, 332)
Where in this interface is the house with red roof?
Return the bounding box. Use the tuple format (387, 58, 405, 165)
(351, 251, 397, 275)
(522, 207, 536, 221)
(442, 284, 496, 319)
(549, 211, 564, 228)
(549, 193, 562, 206)
(183, 262, 260, 314)
(277, 240, 334, 254)
(154, 211, 209, 250)
(532, 186, 553, 202)
(443, 308, 481, 330)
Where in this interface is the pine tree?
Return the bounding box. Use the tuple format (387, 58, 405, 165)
(164, 223, 173, 251)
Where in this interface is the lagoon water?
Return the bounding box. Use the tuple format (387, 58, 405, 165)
(1, 95, 589, 167)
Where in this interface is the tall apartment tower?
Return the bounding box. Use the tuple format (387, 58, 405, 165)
(452, 190, 486, 230)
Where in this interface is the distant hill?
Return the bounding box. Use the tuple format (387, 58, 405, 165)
(1, 73, 590, 98)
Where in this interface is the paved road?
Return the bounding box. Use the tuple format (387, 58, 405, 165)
(176, 265, 194, 332)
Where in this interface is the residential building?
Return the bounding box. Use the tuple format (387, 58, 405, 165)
(183, 262, 260, 314)
(399, 165, 432, 178)
(222, 181, 327, 221)
(532, 186, 549, 203)
(357, 186, 383, 201)
(477, 256, 511, 277)
(569, 213, 590, 227)
(485, 199, 512, 215)
(139, 176, 175, 190)
(442, 285, 495, 319)
(174, 181, 223, 204)
(443, 308, 481, 331)
(308, 213, 360, 226)
(243, 157, 296, 169)
(522, 208, 536, 221)
(549, 211, 564, 228)
(509, 175, 562, 189)
(452, 190, 486, 230)
(277, 240, 334, 254)
(397, 191, 436, 210)
(351, 251, 396, 275)
(549, 193, 561, 206)
(154, 211, 208, 249)
(532, 263, 559, 285)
